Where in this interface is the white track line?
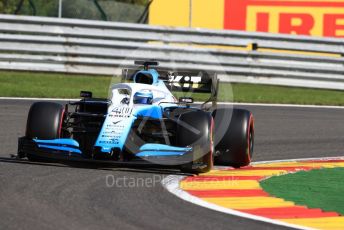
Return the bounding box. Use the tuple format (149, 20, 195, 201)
(162, 176, 312, 230)
(162, 156, 344, 230)
(250, 156, 344, 165)
(0, 97, 77, 101)
(226, 102, 344, 109)
(1, 97, 344, 109)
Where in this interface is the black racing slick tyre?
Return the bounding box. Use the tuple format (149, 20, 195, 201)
(213, 108, 254, 167)
(25, 102, 65, 161)
(177, 111, 214, 174)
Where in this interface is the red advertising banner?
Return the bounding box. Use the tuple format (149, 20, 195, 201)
(224, 0, 344, 37)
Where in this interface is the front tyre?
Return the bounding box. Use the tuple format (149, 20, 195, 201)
(25, 102, 65, 161)
(213, 108, 254, 167)
(177, 111, 214, 174)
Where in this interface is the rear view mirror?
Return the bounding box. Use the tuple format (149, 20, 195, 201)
(80, 91, 92, 98)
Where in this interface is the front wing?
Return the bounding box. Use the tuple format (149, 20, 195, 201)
(17, 137, 194, 166)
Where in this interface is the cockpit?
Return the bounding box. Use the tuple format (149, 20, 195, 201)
(134, 72, 154, 85)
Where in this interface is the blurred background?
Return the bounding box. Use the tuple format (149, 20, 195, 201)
(0, 0, 150, 23)
(0, 0, 343, 103)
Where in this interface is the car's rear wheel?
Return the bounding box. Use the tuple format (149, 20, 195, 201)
(177, 110, 214, 174)
(213, 108, 254, 167)
(25, 102, 65, 161)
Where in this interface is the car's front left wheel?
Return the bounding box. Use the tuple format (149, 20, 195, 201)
(25, 102, 65, 161)
(177, 110, 214, 174)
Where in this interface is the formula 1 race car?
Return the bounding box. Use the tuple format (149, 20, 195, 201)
(17, 61, 254, 173)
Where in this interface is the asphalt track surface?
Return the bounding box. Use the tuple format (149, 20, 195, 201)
(1, 99, 344, 230)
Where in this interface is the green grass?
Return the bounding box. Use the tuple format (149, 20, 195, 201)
(260, 168, 344, 215)
(1, 71, 344, 105)
(230, 84, 344, 105)
(0, 71, 115, 98)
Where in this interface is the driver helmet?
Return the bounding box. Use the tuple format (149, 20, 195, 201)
(133, 90, 153, 104)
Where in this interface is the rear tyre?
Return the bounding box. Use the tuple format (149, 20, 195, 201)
(177, 111, 214, 174)
(213, 108, 254, 167)
(25, 102, 65, 161)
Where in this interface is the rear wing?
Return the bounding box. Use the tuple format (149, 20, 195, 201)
(163, 71, 217, 93)
(121, 69, 219, 103)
